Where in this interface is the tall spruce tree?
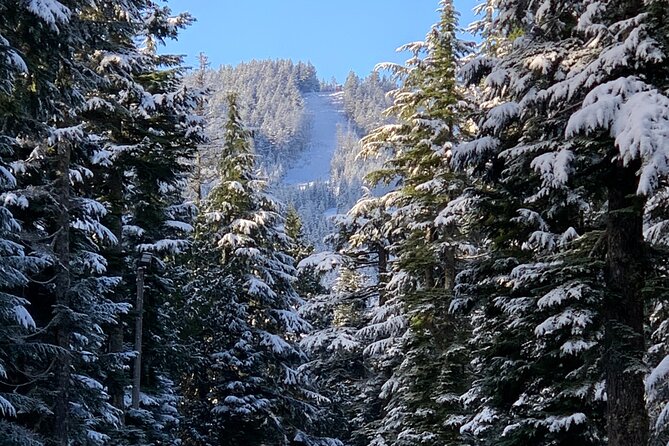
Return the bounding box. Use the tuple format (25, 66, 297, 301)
(355, 2, 474, 444)
(298, 254, 367, 446)
(180, 94, 331, 446)
(0, 1, 201, 444)
(455, 0, 669, 444)
(645, 184, 669, 446)
(325, 193, 398, 446)
(3, 2, 146, 443)
(85, 4, 201, 444)
(0, 4, 50, 443)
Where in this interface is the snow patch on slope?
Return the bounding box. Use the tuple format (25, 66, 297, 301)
(283, 92, 347, 185)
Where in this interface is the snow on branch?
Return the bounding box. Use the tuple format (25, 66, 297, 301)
(27, 0, 71, 31)
(529, 149, 574, 189)
(566, 77, 669, 195)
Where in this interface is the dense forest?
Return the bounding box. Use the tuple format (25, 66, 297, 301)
(1, 0, 669, 446)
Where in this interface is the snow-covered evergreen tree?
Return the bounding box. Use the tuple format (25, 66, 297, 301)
(0, 5, 48, 443)
(454, 0, 669, 443)
(350, 2, 475, 444)
(4, 1, 139, 442)
(86, 4, 202, 444)
(324, 192, 400, 446)
(180, 93, 331, 446)
(298, 254, 368, 446)
(0, 2, 202, 444)
(645, 184, 669, 446)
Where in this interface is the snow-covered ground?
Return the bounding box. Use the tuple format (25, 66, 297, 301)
(282, 92, 347, 185)
(323, 207, 337, 218)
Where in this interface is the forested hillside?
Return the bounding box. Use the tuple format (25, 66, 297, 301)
(191, 58, 394, 247)
(188, 58, 318, 191)
(1, 0, 669, 446)
(331, 72, 395, 213)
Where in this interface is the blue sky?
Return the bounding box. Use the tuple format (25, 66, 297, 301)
(163, 1, 477, 82)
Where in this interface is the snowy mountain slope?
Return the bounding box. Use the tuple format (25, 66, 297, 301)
(273, 91, 352, 248)
(283, 91, 348, 185)
(275, 88, 393, 248)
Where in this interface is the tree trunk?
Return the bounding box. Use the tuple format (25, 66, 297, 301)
(422, 228, 435, 289)
(132, 266, 145, 409)
(604, 161, 648, 446)
(54, 141, 72, 446)
(192, 151, 202, 205)
(377, 244, 388, 305)
(108, 326, 125, 411)
(106, 168, 125, 413)
(443, 245, 455, 292)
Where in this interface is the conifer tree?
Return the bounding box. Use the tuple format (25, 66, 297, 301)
(180, 94, 328, 446)
(325, 194, 398, 446)
(0, 6, 48, 443)
(86, 5, 201, 444)
(454, 0, 669, 444)
(0, 2, 201, 444)
(354, 2, 474, 444)
(5, 2, 138, 442)
(298, 255, 367, 446)
(644, 185, 669, 446)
